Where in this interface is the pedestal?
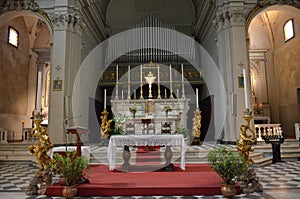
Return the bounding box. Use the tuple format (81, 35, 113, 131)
(262, 135, 285, 163)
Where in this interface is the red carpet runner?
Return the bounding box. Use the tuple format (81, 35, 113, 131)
(136, 146, 161, 165)
(46, 164, 241, 197)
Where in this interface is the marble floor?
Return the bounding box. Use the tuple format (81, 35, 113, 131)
(1, 160, 300, 199)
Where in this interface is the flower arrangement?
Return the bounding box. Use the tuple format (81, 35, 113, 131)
(109, 115, 127, 135)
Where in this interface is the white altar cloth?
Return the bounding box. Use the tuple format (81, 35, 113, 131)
(108, 134, 185, 170)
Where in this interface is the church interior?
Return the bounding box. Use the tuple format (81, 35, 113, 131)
(0, 0, 300, 198)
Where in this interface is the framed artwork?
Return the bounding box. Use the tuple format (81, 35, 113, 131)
(238, 76, 244, 88)
(53, 80, 62, 91)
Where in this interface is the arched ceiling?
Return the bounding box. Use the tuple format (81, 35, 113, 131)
(105, 0, 195, 35)
(248, 5, 300, 50)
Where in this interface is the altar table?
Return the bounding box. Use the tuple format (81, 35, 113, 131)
(50, 146, 91, 162)
(108, 134, 185, 170)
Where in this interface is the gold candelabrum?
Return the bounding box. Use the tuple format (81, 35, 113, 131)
(29, 111, 54, 170)
(237, 109, 256, 166)
(192, 108, 202, 145)
(100, 109, 111, 138)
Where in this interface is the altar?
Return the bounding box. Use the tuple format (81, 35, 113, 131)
(107, 134, 185, 171)
(111, 98, 190, 134)
(107, 62, 191, 136)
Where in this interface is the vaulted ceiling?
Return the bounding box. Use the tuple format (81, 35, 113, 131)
(92, 0, 214, 37)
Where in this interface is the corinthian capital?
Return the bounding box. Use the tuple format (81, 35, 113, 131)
(48, 12, 84, 32)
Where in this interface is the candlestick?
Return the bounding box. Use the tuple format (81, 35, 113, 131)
(243, 69, 250, 110)
(104, 89, 107, 109)
(36, 71, 42, 113)
(196, 88, 199, 109)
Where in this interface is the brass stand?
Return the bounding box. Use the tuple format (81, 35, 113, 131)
(100, 109, 111, 138)
(191, 108, 202, 145)
(26, 111, 53, 195)
(29, 112, 54, 170)
(237, 109, 255, 165)
(237, 109, 263, 193)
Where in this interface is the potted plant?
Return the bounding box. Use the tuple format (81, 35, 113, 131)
(51, 151, 90, 199)
(207, 146, 248, 198)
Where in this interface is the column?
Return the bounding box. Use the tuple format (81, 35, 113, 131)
(213, 3, 252, 143)
(48, 7, 83, 144)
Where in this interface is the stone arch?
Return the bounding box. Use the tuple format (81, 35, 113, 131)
(246, 4, 300, 136)
(0, 9, 53, 139)
(72, 27, 226, 141)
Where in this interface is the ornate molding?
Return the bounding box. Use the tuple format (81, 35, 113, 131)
(213, 7, 251, 32)
(0, 0, 39, 13)
(258, 0, 300, 7)
(48, 12, 85, 33)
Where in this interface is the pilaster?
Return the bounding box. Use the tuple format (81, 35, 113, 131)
(48, 1, 83, 144)
(213, 1, 256, 142)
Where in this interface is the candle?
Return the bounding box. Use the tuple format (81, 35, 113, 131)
(169, 64, 172, 83)
(128, 65, 130, 84)
(36, 71, 42, 113)
(157, 65, 160, 84)
(116, 65, 119, 83)
(128, 65, 130, 99)
(165, 89, 167, 99)
(243, 69, 250, 109)
(196, 88, 199, 109)
(140, 65, 142, 83)
(104, 89, 107, 109)
(181, 64, 184, 82)
(177, 89, 179, 98)
(122, 90, 124, 100)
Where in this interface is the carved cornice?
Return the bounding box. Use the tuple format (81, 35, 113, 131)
(0, 0, 39, 13)
(258, 0, 300, 7)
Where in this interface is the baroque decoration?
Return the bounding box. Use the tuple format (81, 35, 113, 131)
(258, 0, 300, 7)
(0, 0, 39, 13)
